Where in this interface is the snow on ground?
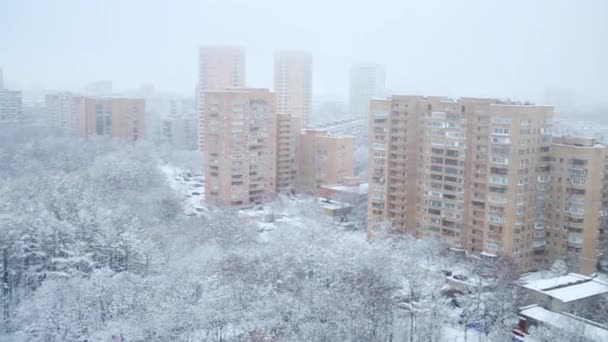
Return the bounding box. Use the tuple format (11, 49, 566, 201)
(441, 325, 490, 342)
(161, 164, 208, 218)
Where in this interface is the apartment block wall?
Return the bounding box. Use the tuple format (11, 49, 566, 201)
(72, 97, 145, 141)
(468, 104, 553, 270)
(276, 113, 302, 194)
(0, 89, 23, 123)
(274, 50, 312, 125)
(46, 92, 75, 133)
(162, 115, 199, 150)
(297, 129, 354, 194)
(198, 46, 246, 151)
(367, 95, 557, 271)
(204, 88, 276, 207)
(548, 136, 608, 274)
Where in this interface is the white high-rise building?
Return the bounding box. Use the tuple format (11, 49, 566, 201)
(46, 92, 76, 133)
(0, 89, 23, 123)
(349, 64, 386, 124)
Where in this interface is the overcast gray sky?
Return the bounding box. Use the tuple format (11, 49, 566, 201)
(1, 0, 607, 106)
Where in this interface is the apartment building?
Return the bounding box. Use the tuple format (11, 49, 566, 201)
(73, 97, 146, 141)
(349, 64, 386, 124)
(297, 129, 354, 194)
(273, 50, 312, 125)
(0, 89, 23, 123)
(198, 46, 246, 150)
(548, 136, 608, 274)
(46, 92, 76, 133)
(467, 103, 553, 270)
(203, 88, 276, 207)
(276, 113, 302, 194)
(161, 114, 198, 150)
(368, 95, 554, 270)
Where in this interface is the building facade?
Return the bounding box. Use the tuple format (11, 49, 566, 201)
(46, 92, 76, 133)
(367, 95, 555, 271)
(548, 136, 608, 274)
(273, 50, 312, 125)
(297, 129, 354, 194)
(203, 88, 276, 207)
(161, 114, 198, 150)
(198, 46, 246, 151)
(276, 113, 302, 194)
(349, 64, 386, 124)
(73, 97, 146, 141)
(0, 89, 23, 123)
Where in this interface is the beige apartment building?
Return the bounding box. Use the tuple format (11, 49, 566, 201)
(198, 46, 246, 150)
(297, 129, 354, 194)
(276, 113, 302, 194)
(203, 88, 276, 207)
(548, 136, 608, 274)
(273, 50, 312, 125)
(73, 97, 145, 141)
(368, 95, 555, 271)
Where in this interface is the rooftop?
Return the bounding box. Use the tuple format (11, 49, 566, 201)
(322, 183, 368, 195)
(520, 273, 608, 303)
(520, 305, 608, 342)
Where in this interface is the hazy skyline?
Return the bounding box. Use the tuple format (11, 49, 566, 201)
(1, 0, 607, 106)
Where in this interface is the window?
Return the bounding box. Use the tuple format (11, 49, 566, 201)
(492, 137, 511, 145)
(492, 156, 509, 165)
(488, 215, 506, 223)
(488, 195, 507, 204)
(492, 117, 512, 125)
(492, 128, 510, 136)
(490, 176, 508, 185)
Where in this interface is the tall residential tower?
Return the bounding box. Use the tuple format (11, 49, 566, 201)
(203, 88, 277, 207)
(273, 50, 312, 125)
(198, 46, 246, 150)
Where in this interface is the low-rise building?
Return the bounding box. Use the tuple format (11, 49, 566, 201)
(519, 273, 608, 313)
(297, 129, 354, 194)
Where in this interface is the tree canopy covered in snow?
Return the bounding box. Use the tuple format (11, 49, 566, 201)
(0, 127, 547, 341)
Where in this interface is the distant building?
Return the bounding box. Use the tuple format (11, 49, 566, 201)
(349, 64, 386, 124)
(46, 92, 76, 133)
(198, 46, 246, 151)
(276, 113, 302, 194)
(297, 129, 354, 194)
(203, 88, 276, 207)
(548, 136, 608, 274)
(161, 114, 198, 150)
(274, 50, 312, 125)
(0, 89, 23, 123)
(311, 97, 348, 125)
(73, 97, 146, 141)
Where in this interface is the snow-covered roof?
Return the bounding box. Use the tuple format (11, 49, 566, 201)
(322, 183, 368, 195)
(520, 273, 608, 303)
(520, 305, 608, 342)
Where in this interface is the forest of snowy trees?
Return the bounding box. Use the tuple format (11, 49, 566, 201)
(0, 127, 595, 342)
